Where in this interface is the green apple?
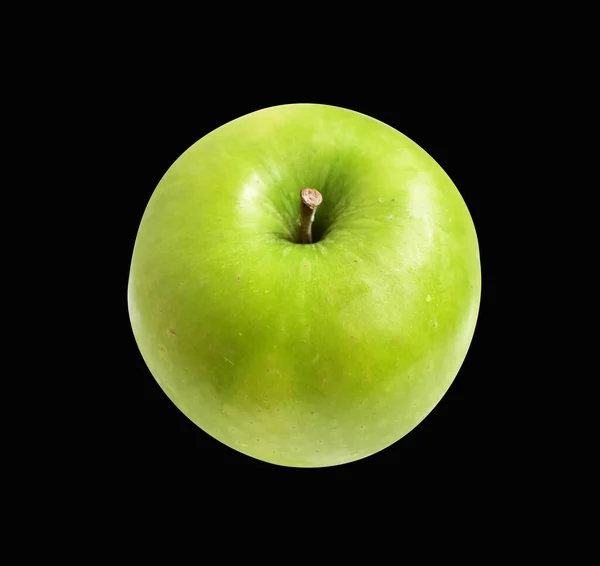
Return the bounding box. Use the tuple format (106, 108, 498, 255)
(128, 103, 480, 467)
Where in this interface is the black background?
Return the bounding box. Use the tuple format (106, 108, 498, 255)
(120, 89, 500, 484)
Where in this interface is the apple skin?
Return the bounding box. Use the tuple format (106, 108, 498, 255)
(128, 103, 481, 467)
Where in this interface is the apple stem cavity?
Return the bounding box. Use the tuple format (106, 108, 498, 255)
(299, 188, 323, 244)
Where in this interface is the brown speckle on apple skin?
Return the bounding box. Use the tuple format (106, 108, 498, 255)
(168, 329, 176, 337)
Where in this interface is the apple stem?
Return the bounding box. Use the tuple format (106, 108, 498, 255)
(299, 188, 323, 244)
